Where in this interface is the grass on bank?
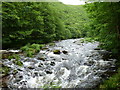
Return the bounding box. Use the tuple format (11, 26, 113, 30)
(99, 68, 120, 89)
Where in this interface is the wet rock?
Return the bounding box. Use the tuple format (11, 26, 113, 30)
(12, 70, 18, 75)
(38, 64, 42, 67)
(73, 41, 76, 43)
(62, 50, 68, 54)
(28, 66, 34, 69)
(19, 76, 23, 79)
(94, 48, 101, 50)
(38, 63, 44, 67)
(37, 57, 45, 61)
(41, 47, 49, 50)
(34, 72, 38, 76)
(53, 50, 61, 54)
(17, 69, 23, 71)
(24, 59, 29, 62)
(52, 58, 56, 60)
(45, 70, 52, 74)
(62, 58, 67, 60)
(50, 57, 54, 58)
(50, 62, 55, 66)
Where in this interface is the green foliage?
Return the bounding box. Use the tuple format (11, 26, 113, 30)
(20, 43, 44, 57)
(8, 54, 23, 66)
(2, 2, 65, 49)
(0, 64, 11, 75)
(84, 3, 120, 89)
(84, 2, 120, 55)
(8, 54, 20, 60)
(2, 2, 89, 49)
(31, 44, 44, 52)
(100, 68, 120, 89)
(79, 38, 94, 43)
(54, 3, 89, 38)
(48, 42, 55, 46)
(13, 59, 23, 66)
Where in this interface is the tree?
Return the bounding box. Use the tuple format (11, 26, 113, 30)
(84, 2, 120, 54)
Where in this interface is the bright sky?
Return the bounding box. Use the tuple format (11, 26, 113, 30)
(58, 0, 85, 5)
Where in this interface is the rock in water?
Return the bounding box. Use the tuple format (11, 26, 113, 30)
(50, 62, 55, 66)
(45, 70, 52, 74)
(62, 50, 68, 54)
(53, 50, 61, 54)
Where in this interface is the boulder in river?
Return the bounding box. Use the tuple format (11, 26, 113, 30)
(50, 62, 55, 66)
(28, 66, 35, 69)
(45, 70, 52, 74)
(62, 50, 68, 54)
(53, 50, 61, 54)
(94, 48, 101, 50)
(37, 57, 45, 61)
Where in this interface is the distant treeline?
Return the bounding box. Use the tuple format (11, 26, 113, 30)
(2, 2, 88, 49)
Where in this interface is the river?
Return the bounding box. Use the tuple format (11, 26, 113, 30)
(1, 38, 116, 89)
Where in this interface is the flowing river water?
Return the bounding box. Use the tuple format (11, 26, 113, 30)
(1, 38, 116, 89)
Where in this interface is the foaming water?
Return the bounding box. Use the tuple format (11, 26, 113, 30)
(2, 39, 116, 89)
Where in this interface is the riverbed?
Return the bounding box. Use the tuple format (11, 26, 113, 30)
(1, 38, 116, 89)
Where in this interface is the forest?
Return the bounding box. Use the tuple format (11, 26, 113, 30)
(2, 2, 89, 49)
(1, 1, 120, 89)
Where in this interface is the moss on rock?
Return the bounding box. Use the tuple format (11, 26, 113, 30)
(53, 50, 61, 54)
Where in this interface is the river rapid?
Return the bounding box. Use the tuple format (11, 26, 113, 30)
(2, 38, 116, 89)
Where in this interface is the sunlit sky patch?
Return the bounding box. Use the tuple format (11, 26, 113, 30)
(58, 0, 85, 5)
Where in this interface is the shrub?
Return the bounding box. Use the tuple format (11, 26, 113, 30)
(20, 44, 45, 57)
(8, 54, 20, 60)
(13, 60, 23, 66)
